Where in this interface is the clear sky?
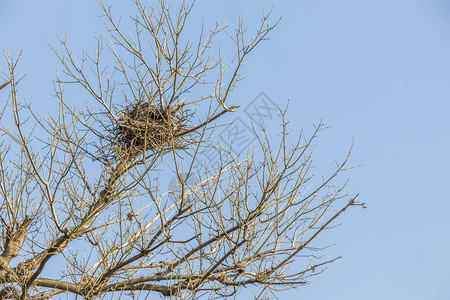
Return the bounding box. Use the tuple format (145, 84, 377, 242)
(1, 0, 449, 299)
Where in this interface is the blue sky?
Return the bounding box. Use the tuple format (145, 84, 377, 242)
(1, 0, 449, 299)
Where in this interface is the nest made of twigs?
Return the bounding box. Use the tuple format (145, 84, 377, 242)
(111, 101, 189, 157)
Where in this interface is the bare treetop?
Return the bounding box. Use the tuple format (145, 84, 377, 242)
(0, 1, 363, 299)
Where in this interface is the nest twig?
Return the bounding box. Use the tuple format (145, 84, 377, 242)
(109, 101, 189, 159)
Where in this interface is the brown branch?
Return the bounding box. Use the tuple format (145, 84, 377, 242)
(0, 285, 20, 299)
(29, 289, 65, 300)
(33, 278, 83, 296)
(0, 80, 10, 91)
(0, 216, 32, 265)
(175, 105, 240, 137)
(103, 282, 174, 297)
(95, 205, 191, 286)
(156, 223, 242, 276)
(266, 194, 360, 277)
(192, 239, 247, 291)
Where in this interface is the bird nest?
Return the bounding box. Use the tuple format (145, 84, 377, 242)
(109, 101, 189, 158)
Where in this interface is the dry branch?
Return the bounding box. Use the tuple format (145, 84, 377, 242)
(0, 1, 363, 299)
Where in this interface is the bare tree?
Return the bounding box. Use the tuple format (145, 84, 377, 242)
(0, 1, 364, 299)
